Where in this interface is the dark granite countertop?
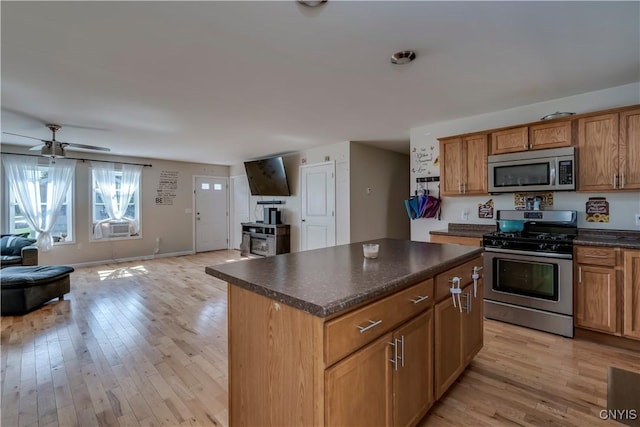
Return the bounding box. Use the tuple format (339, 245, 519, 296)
(206, 238, 483, 318)
(430, 223, 495, 238)
(574, 229, 640, 249)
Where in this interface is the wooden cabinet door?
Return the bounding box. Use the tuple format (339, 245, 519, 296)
(434, 295, 463, 399)
(491, 127, 528, 154)
(462, 281, 483, 365)
(325, 332, 393, 427)
(623, 250, 640, 340)
(575, 264, 618, 333)
(577, 113, 619, 191)
(529, 121, 573, 150)
(393, 310, 434, 427)
(440, 138, 463, 196)
(619, 108, 640, 190)
(463, 134, 488, 195)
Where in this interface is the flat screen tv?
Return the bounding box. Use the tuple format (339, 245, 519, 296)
(244, 156, 291, 196)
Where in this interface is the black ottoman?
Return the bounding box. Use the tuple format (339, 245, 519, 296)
(1, 265, 74, 315)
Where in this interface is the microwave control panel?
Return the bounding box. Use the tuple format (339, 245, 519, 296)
(558, 160, 573, 185)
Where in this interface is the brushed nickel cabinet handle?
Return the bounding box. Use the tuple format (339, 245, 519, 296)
(622, 173, 625, 189)
(613, 174, 618, 189)
(357, 319, 382, 333)
(410, 295, 430, 304)
(388, 340, 398, 370)
(584, 254, 610, 258)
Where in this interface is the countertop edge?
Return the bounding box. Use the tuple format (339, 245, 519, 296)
(206, 248, 484, 318)
(574, 229, 640, 249)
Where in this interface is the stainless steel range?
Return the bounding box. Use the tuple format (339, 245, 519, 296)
(483, 210, 577, 337)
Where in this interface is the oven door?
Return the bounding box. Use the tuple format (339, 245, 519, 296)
(483, 248, 573, 315)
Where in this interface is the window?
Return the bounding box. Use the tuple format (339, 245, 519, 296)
(8, 164, 74, 243)
(91, 163, 142, 240)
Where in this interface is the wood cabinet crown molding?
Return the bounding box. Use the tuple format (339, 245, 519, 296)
(436, 104, 639, 142)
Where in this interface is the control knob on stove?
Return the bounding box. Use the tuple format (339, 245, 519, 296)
(550, 244, 559, 252)
(538, 243, 548, 251)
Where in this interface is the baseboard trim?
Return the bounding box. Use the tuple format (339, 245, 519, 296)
(575, 328, 640, 352)
(69, 251, 196, 268)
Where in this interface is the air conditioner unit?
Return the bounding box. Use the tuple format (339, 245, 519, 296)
(107, 221, 131, 237)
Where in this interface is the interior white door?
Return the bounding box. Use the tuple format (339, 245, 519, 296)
(300, 161, 336, 251)
(195, 176, 228, 252)
(230, 175, 250, 250)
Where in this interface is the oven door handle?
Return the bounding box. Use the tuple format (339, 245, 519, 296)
(484, 247, 572, 259)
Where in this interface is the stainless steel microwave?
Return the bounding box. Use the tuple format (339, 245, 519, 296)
(488, 147, 575, 193)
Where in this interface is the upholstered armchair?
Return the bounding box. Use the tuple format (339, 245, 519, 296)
(1, 235, 39, 268)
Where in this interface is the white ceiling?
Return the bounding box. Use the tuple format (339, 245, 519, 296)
(1, 1, 638, 165)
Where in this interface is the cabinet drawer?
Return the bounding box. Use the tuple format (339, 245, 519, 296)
(435, 256, 483, 303)
(324, 279, 433, 366)
(575, 246, 617, 266)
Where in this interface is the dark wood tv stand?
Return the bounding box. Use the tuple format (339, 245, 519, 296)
(240, 222, 290, 257)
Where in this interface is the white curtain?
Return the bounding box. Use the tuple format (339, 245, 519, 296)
(2, 154, 76, 251)
(92, 162, 142, 238)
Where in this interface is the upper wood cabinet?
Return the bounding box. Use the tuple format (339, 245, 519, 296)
(619, 108, 640, 190)
(577, 107, 640, 191)
(490, 121, 572, 155)
(529, 121, 573, 150)
(491, 127, 528, 154)
(440, 134, 488, 196)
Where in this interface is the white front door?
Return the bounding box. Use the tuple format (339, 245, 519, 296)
(195, 176, 228, 252)
(230, 175, 250, 250)
(300, 161, 336, 251)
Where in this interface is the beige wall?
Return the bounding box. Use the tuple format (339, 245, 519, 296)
(349, 142, 410, 242)
(1, 144, 229, 265)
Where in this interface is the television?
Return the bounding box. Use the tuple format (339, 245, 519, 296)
(244, 156, 291, 196)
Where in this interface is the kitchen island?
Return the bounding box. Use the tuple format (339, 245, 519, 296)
(206, 238, 484, 427)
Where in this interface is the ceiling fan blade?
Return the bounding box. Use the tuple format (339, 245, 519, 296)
(64, 142, 111, 152)
(2, 131, 45, 141)
(29, 143, 46, 151)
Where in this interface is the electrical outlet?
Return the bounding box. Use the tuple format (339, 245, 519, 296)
(635, 213, 640, 227)
(461, 209, 469, 221)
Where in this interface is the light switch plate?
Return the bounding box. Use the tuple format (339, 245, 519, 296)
(635, 213, 640, 227)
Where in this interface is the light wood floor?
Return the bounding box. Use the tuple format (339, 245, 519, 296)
(2, 250, 638, 427)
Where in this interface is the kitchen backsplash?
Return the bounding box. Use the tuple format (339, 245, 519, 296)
(411, 191, 640, 242)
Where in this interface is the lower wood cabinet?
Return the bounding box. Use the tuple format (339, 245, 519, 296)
(227, 255, 484, 427)
(623, 250, 640, 339)
(429, 234, 482, 247)
(325, 332, 393, 426)
(575, 263, 617, 333)
(326, 310, 434, 427)
(434, 281, 483, 398)
(575, 246, 640, 341)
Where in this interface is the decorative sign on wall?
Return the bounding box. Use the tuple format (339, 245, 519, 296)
(478, 199, 494, 219)
(411, 144, 438, 174)
(156, 170, 178, 205)
(513, 192, 554, 210)
(586, 197, 610, 222)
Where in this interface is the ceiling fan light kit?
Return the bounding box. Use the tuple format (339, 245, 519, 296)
(3, 123, 110, 158)
(40, 142, 66, 158)
(297, 0, 327, 7)
(390, 50, 416, 65)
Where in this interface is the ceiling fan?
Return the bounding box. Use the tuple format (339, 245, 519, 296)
(3, 124, 111, 158)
